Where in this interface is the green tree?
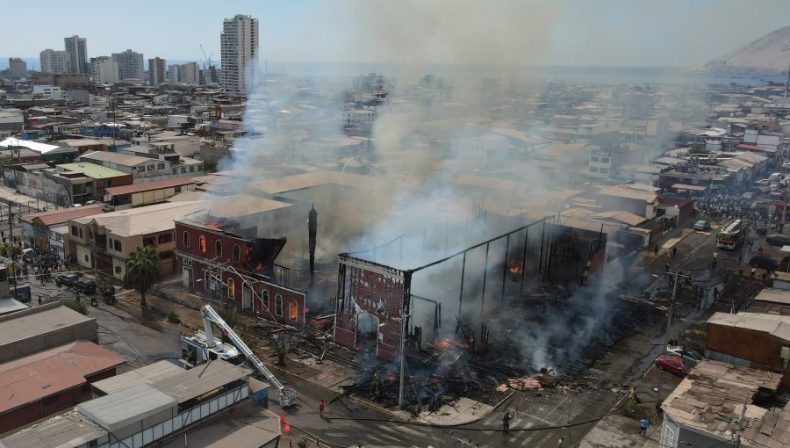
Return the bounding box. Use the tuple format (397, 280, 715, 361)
(126, 246, 159, 308)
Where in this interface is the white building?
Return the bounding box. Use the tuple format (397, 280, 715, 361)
(39, 49, 71, 74)
(588, 151, 613, 178)
(32, 85, 65, 100)
(148, 57, 166, 86)
(7, 58, 27, 78)
(64, 35, 88, 75)
(220, 14, 259, 95)
(90, 56, 119, 85)
(112, 49, 144, 81)
(179, 62, 199, 85)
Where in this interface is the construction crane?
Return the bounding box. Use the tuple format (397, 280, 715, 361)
(196, 305, 297, 407)
(199, 44, 213, 70)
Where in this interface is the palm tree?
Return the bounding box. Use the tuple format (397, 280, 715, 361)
(126, 246, 159, 308)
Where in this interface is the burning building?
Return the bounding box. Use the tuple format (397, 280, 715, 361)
(175, 194, 308, 326)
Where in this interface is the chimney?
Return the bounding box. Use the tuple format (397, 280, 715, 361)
(308, 205, 317, 277)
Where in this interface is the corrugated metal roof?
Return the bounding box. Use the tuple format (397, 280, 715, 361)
(0, 341, 124, 414)
(77, 383, 177, 433)
(72, 201, 202, 237)
(0, 411, 107, 448)
(708, 312, 790, 342)
(152, 361, 250, 403)
(58, 163, 129, 179)
(754, 287, 790, 306)
(0, 304, 94, 349)
(249, 171, 382, 195)
(80, 150, 151, 167)
(26, 205, 103, 227)
(105, 177, 195, 196)
(200, 194, 290, 220)
(91, 360, 184, 395)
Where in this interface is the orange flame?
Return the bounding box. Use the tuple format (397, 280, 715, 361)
(205, 221, 221, 229)
(255, 262, 265, 272)
(435, 339, 451, 348)
(509, 265, 523, 274)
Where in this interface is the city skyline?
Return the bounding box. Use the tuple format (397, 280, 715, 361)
(0, 0, 789, 69)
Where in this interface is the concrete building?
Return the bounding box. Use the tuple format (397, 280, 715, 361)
(0, 341, 123, 434)
(49, 162, 132, 205)
(80, 150, 172, 182)
(0, 109, 24, 131)
(166, 64, 180, 83)
(148, 57, 166, 86)
(179, 62, 199, 85)
(0, 303, 98, 363)
(39, 49, 71, 74)
(220, 14, 259, 94)
(588, 151, 612, 179)
(7, 58, 27, 78)
(21, 205, 103, 257)
(64, 35, 88, 75)
(69, 201, 200, 279)
(111, 49, 144, 81)
(32, 85, 64, 100)
(90, 56, 119, 85)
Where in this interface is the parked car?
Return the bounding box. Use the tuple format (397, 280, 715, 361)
(55, 273, 79, 287)
(655, 354, 687, 377)
(21, 248, 34, 263)
(766, 234, 790, 247)
(84, 200, 99, 205)
(755, 178, 771, 185)
(749, 255, 779, 271)
(73, 279, 97, 295)
(665, 345, 702, 365)
(783, 162, 790, 170)
(693, 219, 711, 231)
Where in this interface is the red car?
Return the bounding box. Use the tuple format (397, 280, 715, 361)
(655, 354, 687, 377)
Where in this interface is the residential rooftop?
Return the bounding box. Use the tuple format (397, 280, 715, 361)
(72, 201, 201, 237)
(57, 162, 129, 179)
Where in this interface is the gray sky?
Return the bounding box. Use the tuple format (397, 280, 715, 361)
(1, 0, 788, 67)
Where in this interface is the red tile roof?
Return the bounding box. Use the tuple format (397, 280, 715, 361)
(0, 341, 124, 414)
(28, 205, 104, 227)
(105, 177, 195, 196)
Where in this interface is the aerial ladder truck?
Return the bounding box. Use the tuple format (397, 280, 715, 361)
(193, 305, 297, 407)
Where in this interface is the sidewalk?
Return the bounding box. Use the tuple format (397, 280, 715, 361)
(579, 414, 660, 448)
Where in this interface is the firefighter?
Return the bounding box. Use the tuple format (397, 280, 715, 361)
(502, 412, 511, 435)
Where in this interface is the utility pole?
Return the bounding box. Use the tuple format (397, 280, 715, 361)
(8, 209, 16, 291)
(664, 270, 692, 346)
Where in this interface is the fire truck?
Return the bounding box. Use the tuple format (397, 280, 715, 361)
(181, 305, 297, 407)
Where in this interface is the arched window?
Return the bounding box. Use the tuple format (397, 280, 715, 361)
(262, 290, 270, 310)
(198, 235, 206, 254)
(275, 294, 283, 317)
(227, 278, 235, 299)
(232, 244, 241, 261)
(289, 302, 298, 321)
(182, 231, 190, 248)
(215, 240, 223, 257)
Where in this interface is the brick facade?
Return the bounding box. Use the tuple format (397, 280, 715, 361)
(334, 258, 407, 361)
(175, 221, 307, 327)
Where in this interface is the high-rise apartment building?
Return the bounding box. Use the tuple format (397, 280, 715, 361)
(90, 56, 119, 85)
(220, 14, 259, 94)
(64, 35, 88, 75)
(179, 62, 200, 85)
(112, 49, 144, 81)
(7, 58, 27, 78)
(40, 49, 71, 74)
(148, 57, 166, 86)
